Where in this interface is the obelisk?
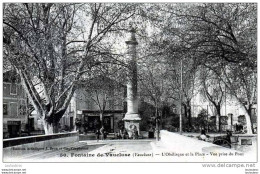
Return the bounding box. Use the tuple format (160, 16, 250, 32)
(123, 28, 141, 138)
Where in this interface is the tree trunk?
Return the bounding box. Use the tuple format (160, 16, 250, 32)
(42, 120, 54, 135)
(240, 105, 253, 134)
(216, 105, 221, 132)
(42, 112, 61, 135)
(183, 102, 192, 130)
(155, 106, 160, 141)
(187, 103, 192, 130)
(100, 113, 104, 129)
(247, 104, 254, 134)
(43, 120, 60, 134)
(183, 103, 187, 118)
(100, 113, 105, 139)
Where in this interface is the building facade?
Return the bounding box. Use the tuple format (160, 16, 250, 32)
(61, 76, 126, 134)
(3, 71, 28, 138)
(191, 93, 257, 133)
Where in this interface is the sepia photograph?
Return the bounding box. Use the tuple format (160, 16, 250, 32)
(1, 1, 258, 171)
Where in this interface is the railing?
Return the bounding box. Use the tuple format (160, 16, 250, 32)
(212, 134, 256, 150)
(213, 136, 232, 148)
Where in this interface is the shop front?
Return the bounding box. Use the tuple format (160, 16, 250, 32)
(83, 114, 114, 133)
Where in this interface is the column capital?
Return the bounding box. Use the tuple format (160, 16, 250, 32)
(125, 28, 138, 45)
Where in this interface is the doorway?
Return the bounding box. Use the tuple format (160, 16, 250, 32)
(8, 124, 20, 138)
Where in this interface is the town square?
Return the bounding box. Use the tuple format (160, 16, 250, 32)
(2, 2, 257, 163)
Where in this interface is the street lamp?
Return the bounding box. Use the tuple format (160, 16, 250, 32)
(179, 58, 183, 134)
(152, 93, 160, 141)
(155, 116, 160, 141)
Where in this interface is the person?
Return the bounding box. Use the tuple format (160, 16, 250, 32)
(148, 126, 155, 138)
(237, 124, 244, 133)
(226, 130, 232, 143)
(115, 132, 121, 139)
(132, 126, 138, 139)
(100, 127, 105, 140)
(199, 129, 207, 141)
(235, 123, 238, 132)
(95, 129, 100, 142)
(134, 128, 138, 139)
(123, 129, 128, 139)
(119, 129, 123, 139)
(104, 130, 107, 140)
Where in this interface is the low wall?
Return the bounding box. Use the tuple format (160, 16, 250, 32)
(232, 134, 257, 152)
(3, 131, 79, 158)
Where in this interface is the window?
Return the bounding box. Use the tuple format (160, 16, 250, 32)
(10, 83, 17, 95)
(108, 100, 114, 110)
(3, 84, 10, 96)
(3, 103, 8, 115)
(10, 102, 18, 117)
(251, 108, 256, 116)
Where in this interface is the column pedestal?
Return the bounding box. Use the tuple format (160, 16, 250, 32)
(123, 114, 141, 138)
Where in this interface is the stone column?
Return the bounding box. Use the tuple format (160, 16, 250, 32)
(123, 28, 141, 138)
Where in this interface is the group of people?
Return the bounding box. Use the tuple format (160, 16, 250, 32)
(95, 127, 139, 141)
(198, 129, 232, 141)
(115, 129, 128, 139)
(95, 127, 108, 141)
(115, 127, 138, 140)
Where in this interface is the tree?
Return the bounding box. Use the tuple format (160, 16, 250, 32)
(164, 3, 257, 134)
(219, 63, 257, 134)
(138, 58, 171, 140)
(138, 4, 202, 131)
(195, 109, 208, 131)
(3, 3, 136, 134)
(199, 67, 225, 132)
(139, 61, 170, 121)
(77, 74, 125, 134)
(164, 55, 199, 131)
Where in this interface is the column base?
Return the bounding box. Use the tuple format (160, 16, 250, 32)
(123, 113, 141, 138)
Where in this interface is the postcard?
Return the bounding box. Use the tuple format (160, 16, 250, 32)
(1, 2, 258, 174)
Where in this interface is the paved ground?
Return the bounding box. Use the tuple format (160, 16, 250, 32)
(4, 133, 256, 162)
(88, 139, 154, 153)
(7, 139, 154, 162)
